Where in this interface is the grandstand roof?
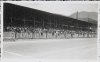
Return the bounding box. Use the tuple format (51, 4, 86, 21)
(4, 3, 96, 30)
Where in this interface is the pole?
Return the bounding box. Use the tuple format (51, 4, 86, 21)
(43, 19, 44, 29)
(50, 20, 51, 29)
(76, 11, 79, 38)
(23, 17, 25, 27)
(11, 16, 12, 27)
(34, 18, 35, 28)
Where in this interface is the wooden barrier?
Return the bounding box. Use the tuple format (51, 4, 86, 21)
(3, 32, 15, 41)
(3, 31, 97, 40)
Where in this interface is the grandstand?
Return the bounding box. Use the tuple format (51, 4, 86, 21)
(3, 3, 97, 40)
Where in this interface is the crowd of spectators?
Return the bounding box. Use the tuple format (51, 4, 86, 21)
(4, 26, 97, 39)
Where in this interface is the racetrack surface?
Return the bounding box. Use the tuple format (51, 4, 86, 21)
(3, 38, 97, 60)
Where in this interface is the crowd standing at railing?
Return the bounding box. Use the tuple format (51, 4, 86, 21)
(4, 26, 97, 40)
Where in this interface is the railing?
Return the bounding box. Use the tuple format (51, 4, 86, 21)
(3, 31, 97, 41)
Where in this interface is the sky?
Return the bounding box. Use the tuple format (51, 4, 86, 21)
(7, 2, 98, 16)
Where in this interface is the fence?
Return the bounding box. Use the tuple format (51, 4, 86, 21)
(3, 31, 97, 41)
(3, 32, 15, 41)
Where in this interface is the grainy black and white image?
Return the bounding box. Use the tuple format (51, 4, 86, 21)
(3, 2, 98, 62)
(0, 0, 99, 1)
(98, 2, 100, 60)
(0, 2, 1, 57)
(0, 3, 1, 62)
